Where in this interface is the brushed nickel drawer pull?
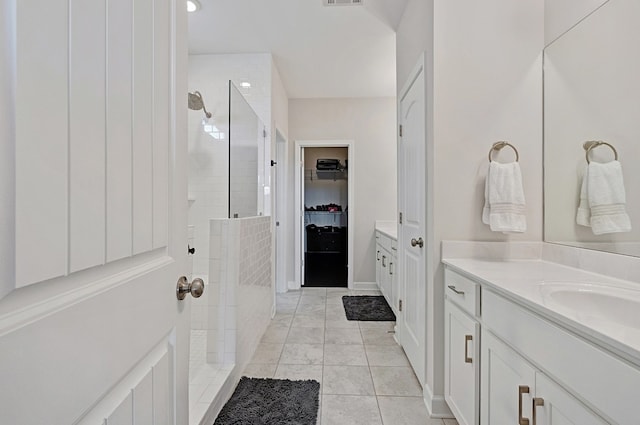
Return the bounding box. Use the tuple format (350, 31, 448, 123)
(447, 285, 465, 295)
(519, 385, 530, 425)
(532, 397, 544, 425)
(464, 335, 473, 363)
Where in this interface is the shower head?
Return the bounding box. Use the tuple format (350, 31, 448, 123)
(188, 91, 212, 119)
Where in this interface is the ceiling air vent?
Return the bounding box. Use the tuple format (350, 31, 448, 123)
(324, 0, 363, 6)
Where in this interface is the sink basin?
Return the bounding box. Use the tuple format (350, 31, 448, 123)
(537, 281, 640, 330)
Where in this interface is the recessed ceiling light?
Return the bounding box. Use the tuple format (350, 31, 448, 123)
(240, 82, 251, 89)
(187, 0, 200, 12)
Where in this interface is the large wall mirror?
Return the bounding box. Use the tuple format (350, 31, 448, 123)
(544, 0, 640, 256)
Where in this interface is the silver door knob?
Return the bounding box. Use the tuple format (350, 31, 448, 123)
(410, 237, 424, 248)
(176, 276, 205, 300)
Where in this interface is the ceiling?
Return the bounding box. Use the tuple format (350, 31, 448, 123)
(188, 0, 408, 99)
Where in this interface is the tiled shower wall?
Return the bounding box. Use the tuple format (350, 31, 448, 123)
(207, 216, 273, 368)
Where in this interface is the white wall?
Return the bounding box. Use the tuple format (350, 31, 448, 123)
(287, 98, 397, 286)
(271, 59, 289, 142)
(396, 0, 544, 413)
(188, 53, 273, 277)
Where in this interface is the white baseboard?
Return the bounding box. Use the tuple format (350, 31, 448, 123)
(352, 281, 378, 291)
(423, 384, 454, 419)
(287, 280, 299, 291)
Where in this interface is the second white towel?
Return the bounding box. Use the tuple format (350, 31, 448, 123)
(576, 160, 631, 235)
(482, 161, 526, 233)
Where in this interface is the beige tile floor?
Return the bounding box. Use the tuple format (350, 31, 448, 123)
(241, 287, 460, 425)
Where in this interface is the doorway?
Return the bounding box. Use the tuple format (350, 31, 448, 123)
(294, 140, 355, 289)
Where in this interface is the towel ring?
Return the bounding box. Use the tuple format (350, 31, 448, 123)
(488, 141, 519, 162)
(584, 140, 618, 164)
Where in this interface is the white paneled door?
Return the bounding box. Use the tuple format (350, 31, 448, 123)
(397, 56, 427, 386)
(0, 1, 189, 424)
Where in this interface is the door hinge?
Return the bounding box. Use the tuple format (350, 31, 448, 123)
(399, 299, 403, 312)
(399, 212, 403, 224)
(263, 129, 267, 138)
(399, 125, 403, 137)
(276, 221, 280, 226)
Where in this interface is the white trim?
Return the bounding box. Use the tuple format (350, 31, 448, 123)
(352, 281, 378, 291)
(423, 384, 454, 419)
(274, 130, 288, 294)
(294, 140, 355, 290)
(287, 280, 298, 291)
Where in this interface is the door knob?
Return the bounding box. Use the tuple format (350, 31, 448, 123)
(410, 237, 424, 248)
(176, 276, 205, 300)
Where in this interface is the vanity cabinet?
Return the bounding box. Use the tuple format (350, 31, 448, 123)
(444, 266, 628, 425)
(534, 372, 608, 425)
(482, 330, 607, 425)
(481, 330, 535, 425)
(375, 230, 397, 314)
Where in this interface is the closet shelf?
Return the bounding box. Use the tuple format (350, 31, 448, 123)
(305, 169, 347, 181)
(304, 211, 346, 215)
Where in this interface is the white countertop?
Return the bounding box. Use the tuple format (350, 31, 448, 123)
(375, 220, 397, 239)
(443, 257, 640, 366)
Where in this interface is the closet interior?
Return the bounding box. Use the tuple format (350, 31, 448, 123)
(303, 147, 348, 287)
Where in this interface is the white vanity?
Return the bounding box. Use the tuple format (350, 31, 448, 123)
(442, 243, 640, 425)
(375, 221, 398, 315)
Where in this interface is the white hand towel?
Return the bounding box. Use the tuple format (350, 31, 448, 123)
(482, 162, 526, 233)
(576, 161, 631, 235)
(576, 167, 591, 226)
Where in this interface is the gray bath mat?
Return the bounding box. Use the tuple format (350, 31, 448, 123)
(342, 295, 396, 321)
(213, 377, 320, 425)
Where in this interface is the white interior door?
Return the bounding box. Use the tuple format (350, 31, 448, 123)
(0, 1, 190, 424)
(398, 58, 427, 385)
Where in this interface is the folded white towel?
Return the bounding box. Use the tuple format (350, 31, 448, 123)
(576, 160, 631, 235)
(482, 162, 526, 233)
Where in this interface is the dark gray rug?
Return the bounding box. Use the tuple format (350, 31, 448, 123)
(213, 377, 320, 425)
(342, 295, 396, 321)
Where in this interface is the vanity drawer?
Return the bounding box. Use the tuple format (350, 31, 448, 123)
(444, 268, 480, 317)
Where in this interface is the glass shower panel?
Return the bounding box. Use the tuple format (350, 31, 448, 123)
(229, 81, 264, 218)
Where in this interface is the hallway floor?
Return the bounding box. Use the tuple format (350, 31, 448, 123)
(241, 287, 460, 425)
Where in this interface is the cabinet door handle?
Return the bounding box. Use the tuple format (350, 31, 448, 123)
(519, 385, 530, 425)
(382, 255, 386, 267)
(389, 262, 393, 275)
(464, 335, 473, 363)
(447, 285, 465, 295)
(377, 250, 380, 261)
(532, 397, 544, 425)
